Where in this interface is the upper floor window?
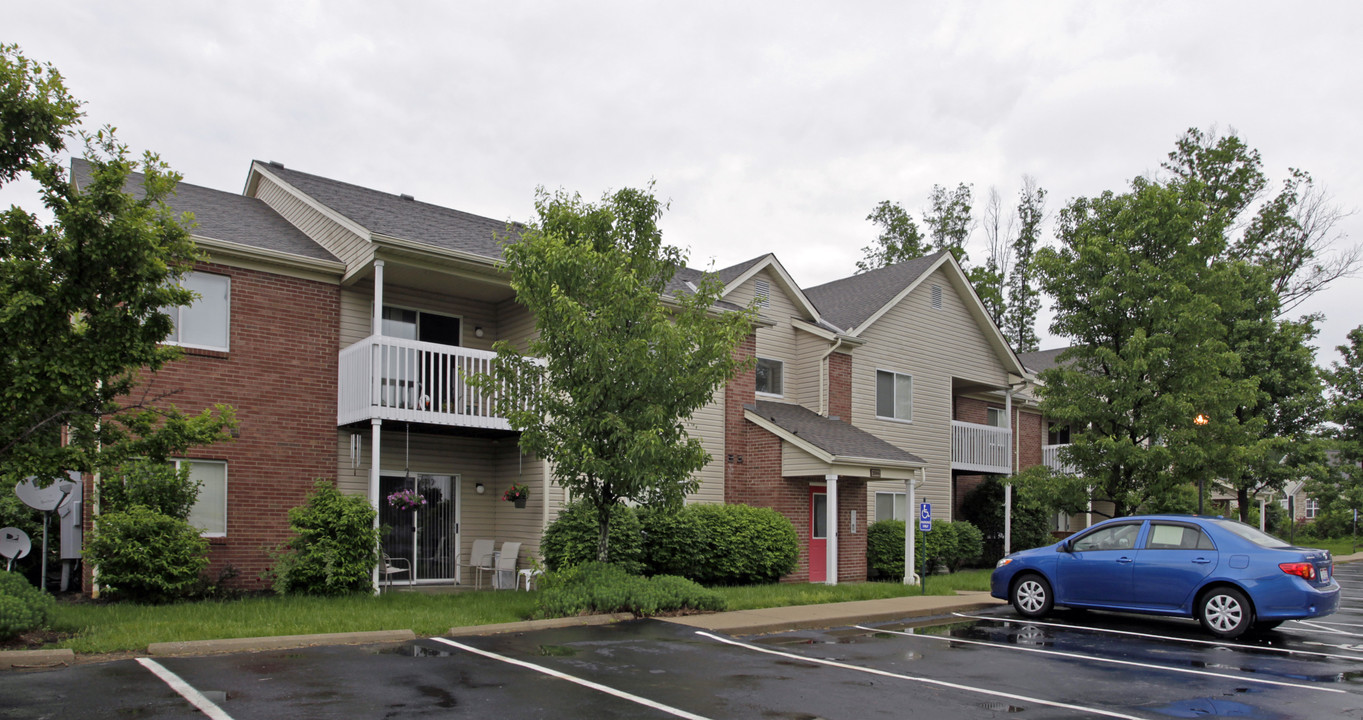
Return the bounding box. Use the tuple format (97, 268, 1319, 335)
(756, 357, 784, 396)
(1048, 423, 1071, 445)
(165, 272, 230, 351)
(177, 458, 227, 537)
(1305, 497, 1319, 519)
(382, 306, 461, 347)
(987, 407, 1006, 427)
(876, 370, 912, 422)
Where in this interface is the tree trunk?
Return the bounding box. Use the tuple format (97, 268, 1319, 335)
(1237, 487, 1251, 522)
(596, 504, 612, 563)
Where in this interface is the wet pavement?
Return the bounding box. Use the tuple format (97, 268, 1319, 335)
(3, 563, 1362, 718)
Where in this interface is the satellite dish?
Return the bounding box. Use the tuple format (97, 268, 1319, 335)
(0, 527, 31, 560)
(15, 472, 80, 512)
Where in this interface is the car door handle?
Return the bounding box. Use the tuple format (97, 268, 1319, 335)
(1192, 558, 1212, 564)
(1116, 556, 1133, 563)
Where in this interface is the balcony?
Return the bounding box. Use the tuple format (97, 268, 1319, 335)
(338, 335, 531, 430)
(1043, 443, 1079, 475)
(951, 421, 1011, 474)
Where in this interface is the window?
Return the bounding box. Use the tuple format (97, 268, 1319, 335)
(756, 357, 784, 396)
(1146, 523, 1215, 550)
(754, 279, 771, 309)
(1305, 497, 1319, 519)
(176, 459, 227, 537)
(1048, 423, 1071, 445)
(165, 272, 230, 350)
(876, 370, 913, 421)
(1071, 523, 1141, 552)
(382, 306, 461, 346)
(987, 407, 1006, 427)
(875, 492, 907, 522)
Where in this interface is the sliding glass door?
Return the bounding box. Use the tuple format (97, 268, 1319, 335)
(379, 474, 459, 581)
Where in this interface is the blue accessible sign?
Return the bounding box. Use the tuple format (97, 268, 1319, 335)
(919, 502, 932, 532)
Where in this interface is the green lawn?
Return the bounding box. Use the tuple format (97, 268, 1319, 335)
(1295, 536, 1362, 557)
(46, 569, 995, 655)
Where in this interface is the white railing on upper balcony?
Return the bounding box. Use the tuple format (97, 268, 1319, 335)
(1043, 443, 1079, 475)
(951, 420, 1012, 474)
(338, 335, 529, 430)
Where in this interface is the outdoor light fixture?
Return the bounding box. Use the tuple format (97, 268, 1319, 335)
(1194, 413, 1209, 426)
(475, 483, 485, 494)
(474, 327, 485, 338)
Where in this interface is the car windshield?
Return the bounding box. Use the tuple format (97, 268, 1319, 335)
(1213, 518, 1292, 548)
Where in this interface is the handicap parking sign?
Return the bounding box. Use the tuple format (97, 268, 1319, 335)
(919, 502, 931, 532)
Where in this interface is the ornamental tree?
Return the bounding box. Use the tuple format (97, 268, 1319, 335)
(0, 44, 233, 489)
(477, 186, 754, 563)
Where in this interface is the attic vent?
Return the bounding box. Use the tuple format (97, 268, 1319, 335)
(400, 193, 415, 201)
(931, 284, 942, 309)
(267, 160, 285, 169)
(754, 279, 771, 309)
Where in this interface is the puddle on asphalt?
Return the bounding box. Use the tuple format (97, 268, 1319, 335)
(384, 644, 453, 658)
(975, 701, 1025, 713)
(1151, 698, 1265, 718)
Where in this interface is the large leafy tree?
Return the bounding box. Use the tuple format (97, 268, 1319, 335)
(479, 186, 753, 562)
(857, 200, 927, 273)
(1314, 327, 1363, 523)
(1003, 177, 1045, 353)
(0, 44, 233, 488)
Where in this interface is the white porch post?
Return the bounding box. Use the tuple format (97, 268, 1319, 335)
(825, 475, 838, 586)
(370, 260, 385, 594)
(904, 473, 919, 586)
(1003, 390, 1013, 556)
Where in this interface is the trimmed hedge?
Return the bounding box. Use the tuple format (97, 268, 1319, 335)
(541, 501, 644, 574)
(0, 572, 55, 639)
(87, 506, 209, 603)
(271, 480, 381, 595)
(866, 519, 984, 580)
(535, 562, 725, 618)
(543, 501, 799, 585)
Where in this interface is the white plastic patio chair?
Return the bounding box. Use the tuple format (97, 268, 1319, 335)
(494, 542, 521, 590)
(460, 538, 496, 589)
(381, 552, 412, 590)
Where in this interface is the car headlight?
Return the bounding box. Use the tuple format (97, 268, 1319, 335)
(995, 558, 1013, 568)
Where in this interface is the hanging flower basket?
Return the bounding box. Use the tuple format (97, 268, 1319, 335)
(387, 488, 428, 512)
(503, 483, 530, 508)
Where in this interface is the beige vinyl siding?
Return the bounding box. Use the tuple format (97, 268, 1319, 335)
(339, 285, 500, 351)
(852, 267, 1012, 522)
(685, 389, 726, 505)
(254, 176, 371, 271)
(727, 269, 809, 405)
(792, 330, 827, 414)
(496, 298, 538, 353)
(783, 443, 829, 478)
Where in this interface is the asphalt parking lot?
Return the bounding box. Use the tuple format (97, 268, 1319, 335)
(3, 562, 1362, 719)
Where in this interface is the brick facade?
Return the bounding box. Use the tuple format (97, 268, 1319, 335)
(827, 351, 852, 422)
(85, 261, 340, 593)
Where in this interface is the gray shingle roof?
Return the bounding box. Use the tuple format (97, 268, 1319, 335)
(258, 162, 519, 259)
(803, 252, 947, 332)
(1018, 347, 1071, 374)
(749, 400, 926, 465)
(71, 159, 339, 264)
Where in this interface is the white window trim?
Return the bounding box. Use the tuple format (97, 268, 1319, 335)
(165, 272, 231, 352)
(174, 458, 227, 538)
(755, 357, 785, 398)
(874, 368, 914, 423)
(1305, 497, 1319, 519)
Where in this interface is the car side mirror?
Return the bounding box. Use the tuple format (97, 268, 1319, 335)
(1058, 540, 1072, 553)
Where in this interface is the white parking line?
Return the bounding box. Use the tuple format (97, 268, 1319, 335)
(695, 631, 1148, 720)
(854, 626, 1343, 694)
(136, 658, 234, 720)
(954, 613, 1363, 662)
(1293, 620, 1363, 637)
(431, 638, 712, 720)
(1304, 619, 1363, 629)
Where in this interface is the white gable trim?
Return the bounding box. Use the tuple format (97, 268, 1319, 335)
(743, 408, 926, 471)
(849, 253, 1026, 378)
(721, 254, 822, 322)
(246, 163, 373, 240)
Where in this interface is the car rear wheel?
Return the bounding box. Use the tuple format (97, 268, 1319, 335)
(1011, 574, 1053, 619)
(1199, 587, 1252, 639)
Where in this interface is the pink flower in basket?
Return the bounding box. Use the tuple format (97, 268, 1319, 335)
(387, 488, 427, 511)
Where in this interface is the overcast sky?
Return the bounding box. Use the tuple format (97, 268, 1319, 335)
(8, 2, 1362, 362)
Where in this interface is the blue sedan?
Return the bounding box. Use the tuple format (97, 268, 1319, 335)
(990, 514, 1339, 638)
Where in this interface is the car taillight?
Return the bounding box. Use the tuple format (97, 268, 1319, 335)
(1279, 562, 1316, 581)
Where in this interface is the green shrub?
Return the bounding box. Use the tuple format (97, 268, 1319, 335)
(541, 501, 644, 574)
(100, 460, 201, 520)
(866, 519, 984, 579)
(0, 572, 56, 639)
(535, 562, 725, 618)
(685, 504, 798, 585)
(87, 507, 209, 603)
(960, 476, 1054, 563)
(272, 480, 380, 595)
(637, 505, 706, 578)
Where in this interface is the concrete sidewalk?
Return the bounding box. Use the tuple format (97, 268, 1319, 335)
(665, 591, 1004, 635)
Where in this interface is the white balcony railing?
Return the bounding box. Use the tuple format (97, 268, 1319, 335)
(951, 420, 1011, 474)
(338, 335, 530, 430)
(1042, 443, 1079, 475)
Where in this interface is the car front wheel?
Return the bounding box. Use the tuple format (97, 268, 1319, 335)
(1199, 587, 1252, 639)
(1011, 574, 1053, 619)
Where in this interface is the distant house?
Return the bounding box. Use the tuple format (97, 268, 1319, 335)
(75, 159, 1064, 591)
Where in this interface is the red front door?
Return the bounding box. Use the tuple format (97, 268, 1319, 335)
(809, 487, 827, 582)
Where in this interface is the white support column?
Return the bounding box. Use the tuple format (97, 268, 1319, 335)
(370, 417, 382, 593)
(1003, 390, 1013, 556)
(372, 260, 385, 336)
(825, 475, 838, 586)
(904, 473, 919, 586)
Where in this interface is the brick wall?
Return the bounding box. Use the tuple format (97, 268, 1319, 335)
(86, 261, 340, 593)
(828, 352, 852, 422)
